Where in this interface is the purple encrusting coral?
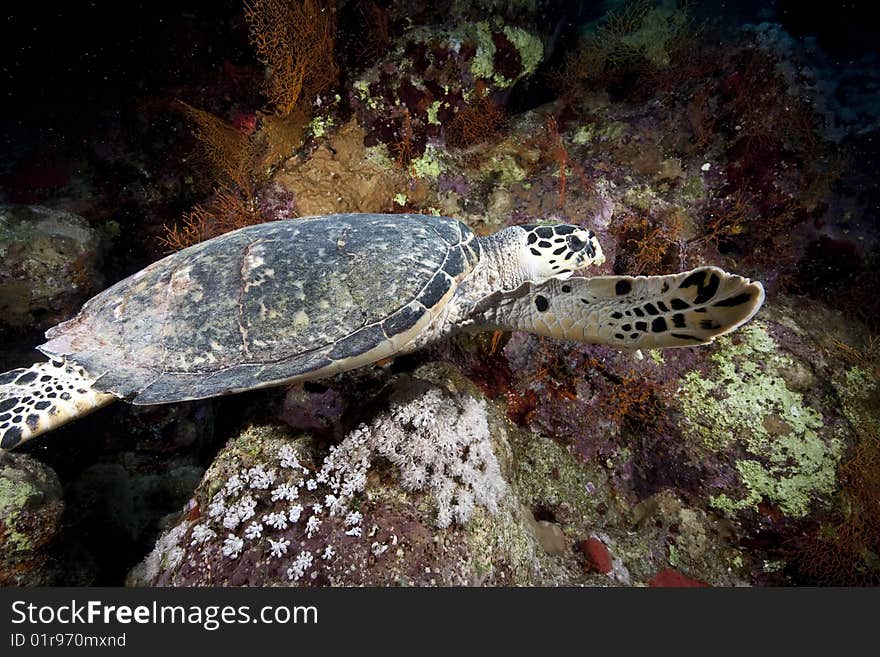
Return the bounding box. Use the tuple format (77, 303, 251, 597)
(438, 173, 470, 196)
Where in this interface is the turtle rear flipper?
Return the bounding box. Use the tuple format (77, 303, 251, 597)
(0, 360, 115, 449)
(477, 266, 765, 349)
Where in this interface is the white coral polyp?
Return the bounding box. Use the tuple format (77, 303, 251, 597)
(207, 498, 226, 519)
(190, 523, 216, 545)
(304, 386, 505, 529)
(360, 388, 506, 528)
(211, 384, 504, 570)
(305, 515, 322, 538)
(278, 444, 300, 470)
(244, 522, 263, 540)
(268, 537, 290, 558)
(287, 550, 314, 581)
(222, 534, 244, 559)
(271, 483, 299, 502)
(288, 504, 304, 523)
(247, 465, 276, 490)
(222, 512, 241, 530)
(263, 511, 288, 530)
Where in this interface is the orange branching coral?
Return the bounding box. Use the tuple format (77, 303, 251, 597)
(445, 83, 507, 149)
(159, 186, 270, 252)
(698, 189, 752, 247)
(391, 108, 414, 170)
(700, 187, 806, 268)
(597, 368, 656, 427)
(792, 339, 880, 585)
(594, 0, 656, 70)
(244, 0, 338, 117)
(543, 116, 593, 209)
(796, 424, 880, 585)
(548, 39, 607, 106)
(552, 0, 698, 108)
(634, 34, 718, 99)
(542, 347, 671, 435)
(612, 210, 683, 276)
(725, 48, 824, 161)
(175, 101, 266, 195)
(685, 84, 716, 153)
(159, 207, 211, 253)
(598, 0, 653, 41)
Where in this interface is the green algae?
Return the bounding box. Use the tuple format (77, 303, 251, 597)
(411, 143, 446, 179)
(679, 322, 844, 517)
(467, 22, 542, 88)
(681, 174, 706, 200)
(623, 184, 662, 211)
(0, 475, 38, 552)
(509, 431, 598, 528)
(502, 25, 543, 78)
(572, 121, 628, 146)
(426, 100, 444, 126)
(480, 152, 527, 185)
(308, 115, 334, 138)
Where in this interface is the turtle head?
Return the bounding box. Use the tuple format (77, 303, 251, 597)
(518, 223, 605, 282)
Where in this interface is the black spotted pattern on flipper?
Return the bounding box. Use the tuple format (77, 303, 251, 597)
(576, 266, 765, 348)
(479, 266, 764, 350)
(0, 359, 115, 450)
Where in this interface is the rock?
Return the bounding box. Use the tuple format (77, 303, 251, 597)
(0, 205, 103, 332)
(676, 311, 854, 520)
(580, 536, 613, 574)
(130, 365, 599, 586)
(0, 451, 91, 585)
(281, 383, 346, 434)
(274, 121, 411, 216)
(527, 513, 568, 556)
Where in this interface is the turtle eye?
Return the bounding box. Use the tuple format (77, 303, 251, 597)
(567, 235, 586, 251)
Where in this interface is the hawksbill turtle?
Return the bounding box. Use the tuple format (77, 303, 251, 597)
(0, 213, 764, 450)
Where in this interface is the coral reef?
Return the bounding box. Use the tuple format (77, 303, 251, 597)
(349, 18, 543, 162)
(130, 371, 554, 586)
(3, 0, 879, 588)
(273, 120, 414, 215)
(129, 361, 771, 587)
(0, 205, 107, 334)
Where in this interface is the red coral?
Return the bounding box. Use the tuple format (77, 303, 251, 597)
(648, 568, 709, 587)
(232, 112, 258, 135)
(542, 116, 593, 209)
(580, 537, 613, 574)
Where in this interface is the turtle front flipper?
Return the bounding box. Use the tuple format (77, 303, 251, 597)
(0, 360, 116, 450)
(474, 266, 764, 349)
